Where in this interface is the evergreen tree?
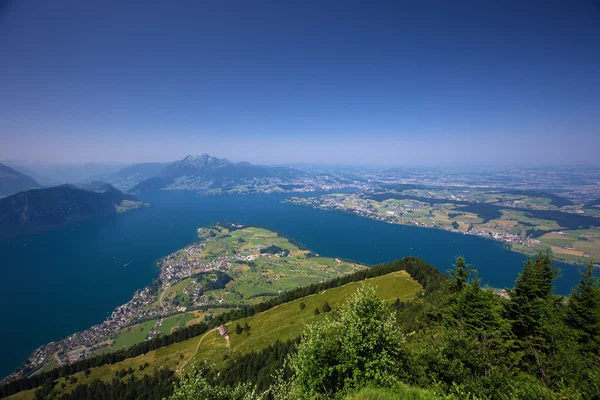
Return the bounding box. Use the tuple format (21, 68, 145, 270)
(244, 322, 251, 332)
(565, 262, 600, 353)
(322, 301, 331, 312)
(235, 323, 243, 335)
(507, 252, 558, 339)
(447, 256, 473, 293)
(507, 251, 564, 383)
(314, 308, 320, 315)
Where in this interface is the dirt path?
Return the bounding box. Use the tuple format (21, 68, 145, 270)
(178, 328, 217, 374)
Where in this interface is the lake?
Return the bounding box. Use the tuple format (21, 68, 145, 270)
(0, 191, 588, 379)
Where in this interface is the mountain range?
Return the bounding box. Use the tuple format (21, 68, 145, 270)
(129, 154, 305, 194)
(84, 162, 168, 191)
(0, 163, 40, 196)
(0, 184, 147, 239)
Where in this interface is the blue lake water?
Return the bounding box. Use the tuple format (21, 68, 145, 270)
(0, 191, 589, 378)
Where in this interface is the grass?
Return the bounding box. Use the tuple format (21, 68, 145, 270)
(157, 313, 195, 335)
(190, 270, 421, 370)
(157, 225, 368, 311)
(4, 389, 36, 400)
(346, 385, 449, 400)
(46, 270, 421, 394)
(112, 320, 156, 350)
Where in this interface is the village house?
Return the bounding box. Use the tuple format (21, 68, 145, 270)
(218, 324, 229, 337)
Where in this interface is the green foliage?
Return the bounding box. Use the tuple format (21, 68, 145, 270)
(235, 323, 243, 335)
(345, 385, 456, 400)
(447, 256, 473, 294)
(565, 262, 600, 353)
(313, 307, 320, 315)
(11, 254, 600, 400)
(508, 251, 559, 339)
(322, 301, 332, 312)
(289, 284, 405, 398)
(299, 302, 306, 310)
(169, 370, 258, 400)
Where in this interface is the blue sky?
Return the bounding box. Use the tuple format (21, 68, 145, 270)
(0, 0, 599, 165)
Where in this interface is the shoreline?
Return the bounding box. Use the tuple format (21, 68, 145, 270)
(284, 199, 596, 269)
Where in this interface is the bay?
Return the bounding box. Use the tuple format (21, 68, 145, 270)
(0, 191, 588, 378)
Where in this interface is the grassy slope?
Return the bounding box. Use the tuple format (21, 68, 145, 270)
(30, 270, 420, 398)
(105, 225, 369, 354)
(346, 386, 449, 400)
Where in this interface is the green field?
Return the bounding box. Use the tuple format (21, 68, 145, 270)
(112, 320, 156, 350)
(157, 225, 367, 311)
(32, 270, 421, 397)
(293, 193, 600, 265)
(157, 313, 195, 335)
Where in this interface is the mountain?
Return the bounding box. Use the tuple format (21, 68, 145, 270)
(130, 154, 305, 194)
(1, 161, 126, 186)
(0, 184, 147, 239)
(0, 163, 41, 196)
(85, 162, 168, 191)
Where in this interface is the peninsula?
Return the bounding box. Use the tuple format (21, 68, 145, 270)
(4, 224, 365, 383)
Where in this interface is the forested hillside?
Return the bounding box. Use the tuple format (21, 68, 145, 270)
(3, 254, 599, 399)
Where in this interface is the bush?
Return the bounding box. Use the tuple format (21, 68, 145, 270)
(289, 285, 405, 398)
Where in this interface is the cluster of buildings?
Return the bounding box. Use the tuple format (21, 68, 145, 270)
(288, 195, 537, 250)
(10, 236, 239, 382)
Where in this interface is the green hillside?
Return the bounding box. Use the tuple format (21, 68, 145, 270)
(31, 270, 421, 397)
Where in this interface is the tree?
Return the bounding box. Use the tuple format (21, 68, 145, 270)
(447, 256, 473, 294)
(565, 262, 600, 353)
(169, 368, 258, 400)
(235, 323, 243, 335)
(299, 302, 306, 310)
(244, 322, 251, 332)
(322, 301, 331, 312)
(508, 252, 559, 339)
(313, 308, 320, 315)
(289, 284, 405, 397)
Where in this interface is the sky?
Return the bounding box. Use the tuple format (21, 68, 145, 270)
(0, 0, 599, 166)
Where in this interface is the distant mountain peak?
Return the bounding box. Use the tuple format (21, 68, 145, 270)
(129, 154, 305, 194)
(159, 154, 233, 179)
(178, 154, 232, 167)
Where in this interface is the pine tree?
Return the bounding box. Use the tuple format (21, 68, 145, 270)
(565, 262, 600, 353)
(244, 322, 251, 332)
(448, 256, 473, 293)
(235, 323, 243, 335)
(508, 251, 559, 339)
(314, 307, 320, 315)
(322, 301, 332, 312)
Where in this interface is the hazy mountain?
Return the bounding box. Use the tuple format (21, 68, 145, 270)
(0, 163, 41, 196)
(1, 161, 126, 186)
(85, 162, 168, 191)
(0, 184, 146, 239)
(130, 154, 305, 193)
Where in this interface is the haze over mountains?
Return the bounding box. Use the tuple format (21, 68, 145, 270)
(0, 163, 40, 196)
(129, 154, 306, 193)
(1, 155, 307, 195)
